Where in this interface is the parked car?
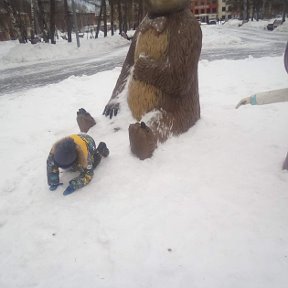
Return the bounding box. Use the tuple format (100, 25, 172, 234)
(267, 19, 283, 31)
(209, 19, 217, 25)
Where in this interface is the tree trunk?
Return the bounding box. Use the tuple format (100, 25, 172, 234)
(263, 0, 272, 17)
(282, 0, 287, 23)
(64, 0, 72, 42)
(96, 0, 103, 38)
(243, 0, 248, 21)
(128, 0, 133, 29)
(251, 0, 255, 21)
(31, 0, 35, 42)
(71, 0, 80, 47)
(238, 0, 243, 20)
(3, 0, 27, 43)
(138, 0, 144, 26)
(267, 0, 272, 18)
(255, 0, 260, 20)
(123, 0, 128, 32)
(110, 0, 114, 36)
(103, 0, 107, 37)
(50, 0, 56, 44)
(37, 0, 49, 42)
(118, 0, 123, 34)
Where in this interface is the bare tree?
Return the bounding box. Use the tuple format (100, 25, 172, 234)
(109, 0, 114, 35)
(281, 0, 288, 22)
(50, 0, 56, 43)
(227, 0, 287, 19)
(37, 0, 49, 42)
(123, 0, 128, 32)
(137, 0, 144, 26)
(96, 0, 103, 38)
(117, 0, 123, 34)
(71, 0, 80, 47)
(64, 0, 72, 42)
(30, 0, 36, 41)
(253, 0, 262, 20)
(3, 0, 27, 43)
(103, 0, 107, 37)
(243, 0, 248, 21)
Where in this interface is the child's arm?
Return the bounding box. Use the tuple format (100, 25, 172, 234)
(47, 152, 62, 190)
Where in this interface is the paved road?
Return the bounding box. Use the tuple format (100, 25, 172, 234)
(0, 45, 128, 95)
(201, 26, 287, 60)
(0, 27, 287, 96)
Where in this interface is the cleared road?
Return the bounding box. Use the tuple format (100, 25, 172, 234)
(0, 27, 287, 96)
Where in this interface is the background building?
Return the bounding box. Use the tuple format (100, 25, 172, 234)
(191, 0, 232, 23)
(217, 0, 232, 21)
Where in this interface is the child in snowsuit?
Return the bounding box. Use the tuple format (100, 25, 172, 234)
(47, 134, 109, 195)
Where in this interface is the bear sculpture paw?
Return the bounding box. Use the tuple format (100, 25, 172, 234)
(76, 108, 96, 133)
(129, 122, 157, 160)
(103, 102, 120, 119)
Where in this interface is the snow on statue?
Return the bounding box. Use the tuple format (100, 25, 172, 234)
(78, 0, 202, 160)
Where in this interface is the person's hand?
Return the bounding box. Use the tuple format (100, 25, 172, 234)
(49, 183, 63, 191)
(235, 97, 250, 109)
(63, 185, 75, 196)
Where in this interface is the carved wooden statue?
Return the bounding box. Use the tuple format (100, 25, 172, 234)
(81, 0, 202, 160)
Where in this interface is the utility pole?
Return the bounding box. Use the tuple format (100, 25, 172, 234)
(71, 0, 80, 48)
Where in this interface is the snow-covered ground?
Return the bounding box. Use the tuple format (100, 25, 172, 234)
(0, 21, 288, 288)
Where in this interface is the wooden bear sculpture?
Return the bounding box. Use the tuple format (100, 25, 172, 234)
(103, 0, 202, 160)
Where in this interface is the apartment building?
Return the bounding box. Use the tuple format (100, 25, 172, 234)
(191, 0, 232, 23)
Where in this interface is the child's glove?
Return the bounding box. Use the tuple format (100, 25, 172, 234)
(97, 142, 110, 157)
(63, 185, 75, 196)
(49, 183, 63, 191)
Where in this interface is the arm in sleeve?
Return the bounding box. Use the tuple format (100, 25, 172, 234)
(252, 88, 288, 105)
(68, 151, 94, 191)
(47, 152, 60, 186)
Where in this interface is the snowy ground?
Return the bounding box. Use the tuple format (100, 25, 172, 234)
(0, 21, 288, 288)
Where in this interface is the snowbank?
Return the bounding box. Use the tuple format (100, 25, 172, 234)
(223, 18, 288, 32)
(223, 19, 243, 27)
(276, 20, 288, 32)
(0, 33, 129, 68)
(242, 19, 271, 29)
(202, 25, 243, 47)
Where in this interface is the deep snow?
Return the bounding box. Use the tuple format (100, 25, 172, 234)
(0, 21, 288, 288)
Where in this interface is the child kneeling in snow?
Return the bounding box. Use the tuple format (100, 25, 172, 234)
(47, 134, 109, 195)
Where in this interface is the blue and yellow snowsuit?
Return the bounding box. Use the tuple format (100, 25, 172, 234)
(47, 134, 100, 191)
